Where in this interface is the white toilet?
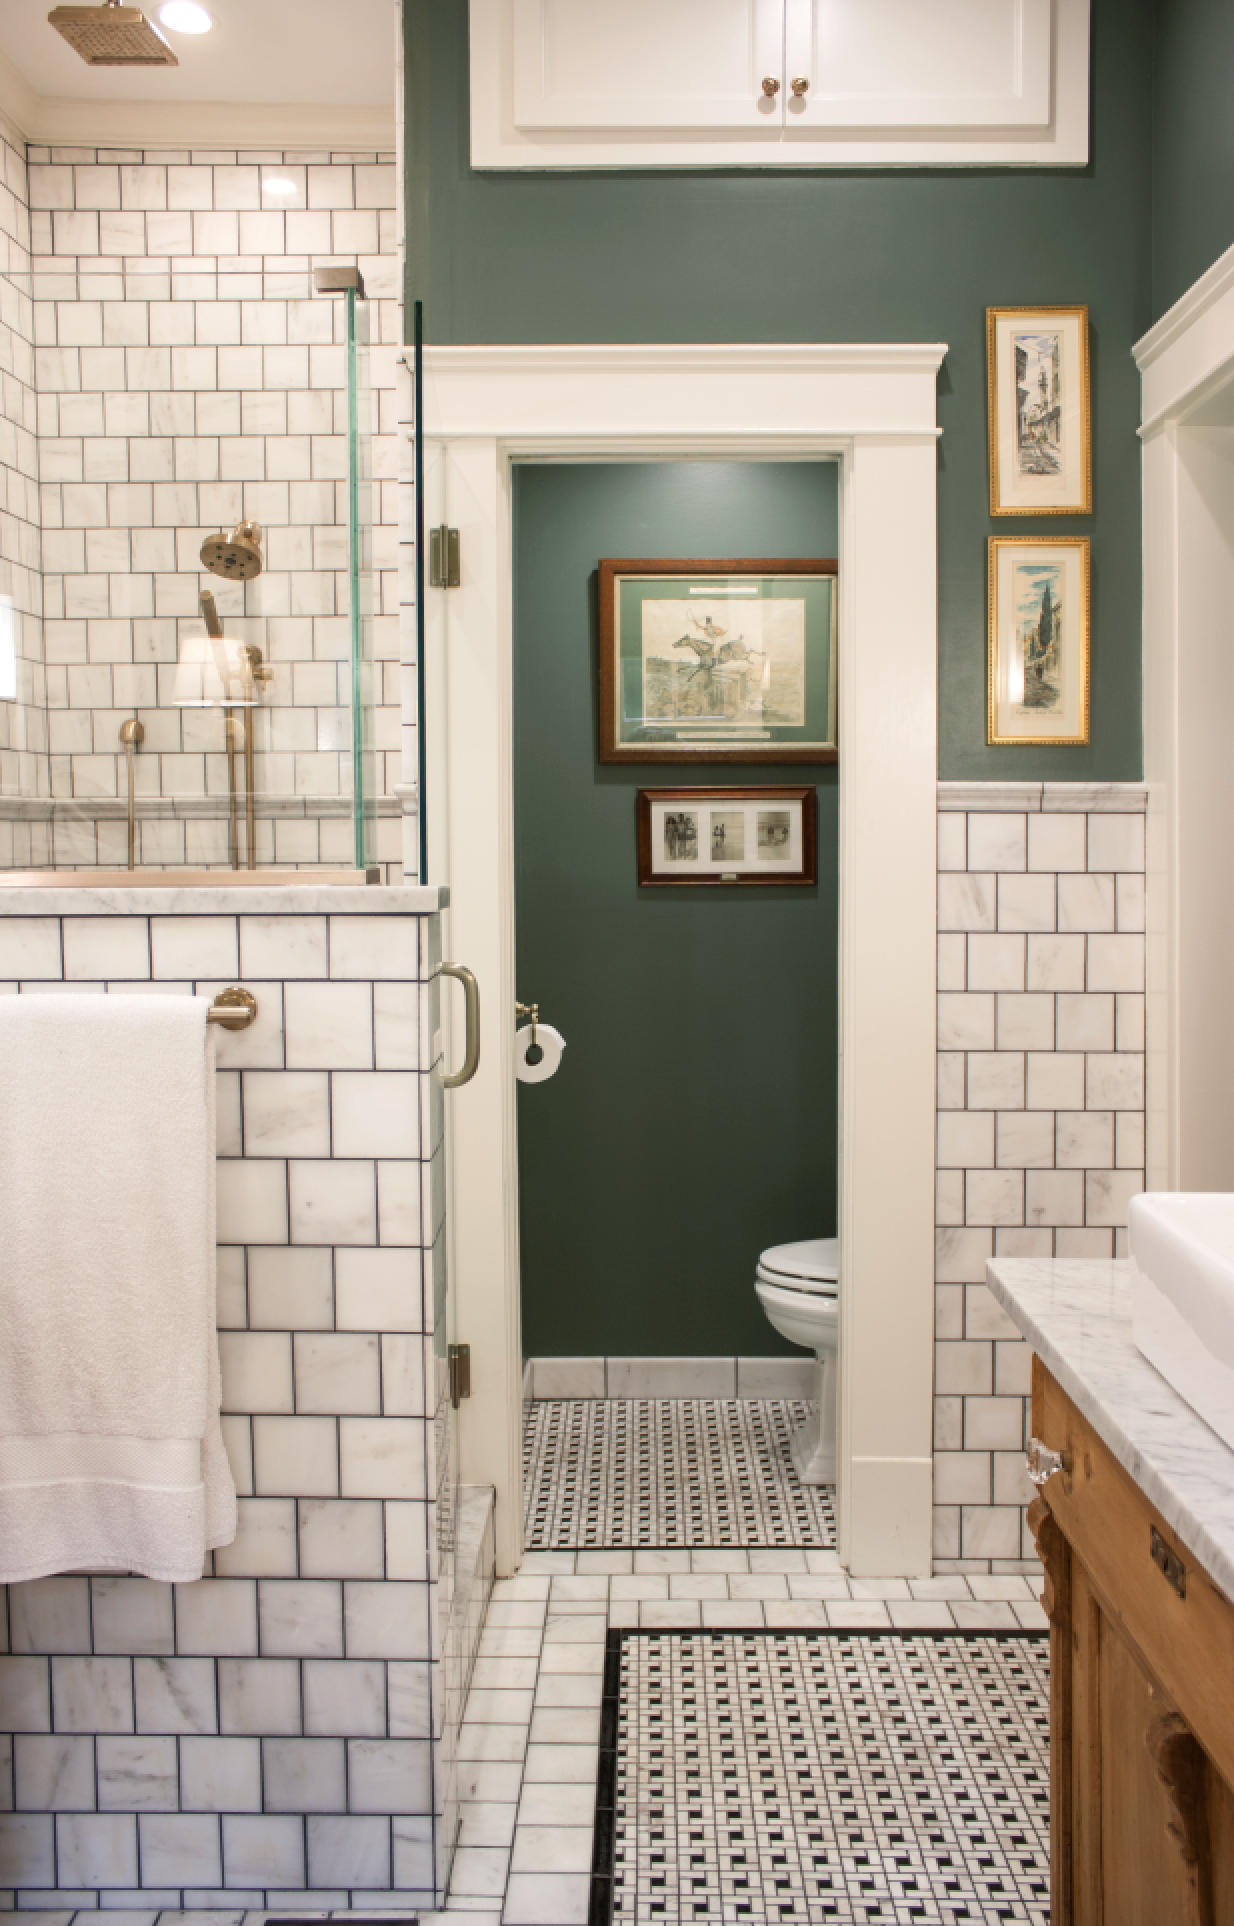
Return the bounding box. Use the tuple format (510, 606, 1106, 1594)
(754, 1237, 838, 1486)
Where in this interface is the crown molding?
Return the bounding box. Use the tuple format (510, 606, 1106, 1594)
(1135, 240, 1234, 434)
(0, 48, 392, 153)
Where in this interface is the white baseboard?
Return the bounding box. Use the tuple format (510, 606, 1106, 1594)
(525, 1355, 818, 1400)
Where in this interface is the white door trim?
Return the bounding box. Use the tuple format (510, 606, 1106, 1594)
(414, 342, 945, 1577)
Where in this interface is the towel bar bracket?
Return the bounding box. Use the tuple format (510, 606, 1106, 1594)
(208, 986, 258, 1031)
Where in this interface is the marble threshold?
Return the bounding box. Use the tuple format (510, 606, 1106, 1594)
(987, 1257, 1234, 1606)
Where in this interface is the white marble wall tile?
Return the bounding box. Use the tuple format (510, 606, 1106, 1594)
(139, 1811, 222, 1886)
(289, 1157, 376, 1244)
(297, 1500, 385, 1581)
(302, 1659, 386, 1738)
(133, 1658, 217, 1736)
(90, 1582, 173, 1658)
(339, 1419, 425, 1501)
(306, 1813, 391, 1890)
(173, 1581, 258, 1659)
(56, 1812, 138, 1887)
(257, 1581, 343, 1660)
(331, 1071, 418, 1159)
(1087, 813, 1144, 871)
(96, 1737, 178, 1812)
(221, 1812, 306, 1888)
(384, 1504, 431, 1584)
(245, 1244, 333, 1330)
(0, 920, 61, 980)
(179, 1735, 263, 1813)
(238, 915, 327, 981)
(996, 874, 1055, 931)
(9, 1580, 91, 1656)
(966, 814, 1025, 871)
(329, 915, 418, 981)
(218, 1331, 294, 1415)
(13, 1735, 96, 1812)
(251, 1416, 339, 1498)
(1027, 813, 1085, 872)
(380, 1335, 425, 1417)
(261, 1738, 346, 1813)
(0, 1812, 54, 1887)
(283, 980, 373, 1068)
(373, 981, 419, 1069)
(51, 1659, 133, 1734)
(149, 916, 238, 979)
(242, 1069, 330, 1157)
(293, 1333, 381, 1414)
(344, 1582, 431, 1661)
(348, 1738, 431, 1812)
(212, 1498, 298, 1580)
(0, 1659, 53, 1734)
(216, 1158, 289, 1245)
(61, 915, 149, 979)
(376, 1161, 423, 1246)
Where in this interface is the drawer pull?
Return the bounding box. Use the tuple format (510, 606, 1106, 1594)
(1151, 1525, 1187, 1598)
(1026, 1437, 1070, 1487)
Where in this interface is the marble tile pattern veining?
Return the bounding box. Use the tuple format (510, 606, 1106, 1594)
(933, 781, 1147, 1574)
(987, 1255, 1234, 1607)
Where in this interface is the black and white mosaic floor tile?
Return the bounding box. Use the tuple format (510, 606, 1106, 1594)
(592, 1629, 1050, 1925)
(523, 1399, 837, 1550)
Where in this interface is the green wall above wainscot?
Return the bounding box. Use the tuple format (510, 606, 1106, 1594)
(404, 0, 1153, 780)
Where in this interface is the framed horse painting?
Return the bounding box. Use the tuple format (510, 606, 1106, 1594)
(597, 558, 838, 764)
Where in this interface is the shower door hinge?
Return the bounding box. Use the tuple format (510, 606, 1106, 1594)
(429, 525, 460, 588)
(448, 1342, 471, 1408)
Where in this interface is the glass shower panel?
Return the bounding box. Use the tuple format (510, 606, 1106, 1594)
(346, 286, 378, 872)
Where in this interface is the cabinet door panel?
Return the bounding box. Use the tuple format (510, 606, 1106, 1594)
(513, 0, 784, 130)
(783, 0, 1051, 129)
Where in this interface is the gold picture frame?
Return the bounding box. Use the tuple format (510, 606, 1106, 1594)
(988, 536, 1090, 746)
(987, 305, 1092, 516)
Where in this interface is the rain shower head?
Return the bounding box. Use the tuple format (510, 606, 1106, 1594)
(48, 1, 178, 65)
(200, 520, 264, 582)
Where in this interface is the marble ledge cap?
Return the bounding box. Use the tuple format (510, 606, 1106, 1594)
(938, 780, 1149, 813)
(0, 877, 448, 916)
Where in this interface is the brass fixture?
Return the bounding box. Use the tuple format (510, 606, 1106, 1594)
(791, 76, 810, 96)
(200, 519, 264, 582)
(208, 986, 258, 1031)
(448, 1342, 471, 1408)
(440, 963, 481, 1088)
(761, 75, 781, 96)
(314, 265, 366, 298)
(118, 716, 144, 870)
(515, 999, 543, 1066)
(48, 0, 178, 65)
(429, 526, 460, 589)
(196, 589, 272, 871)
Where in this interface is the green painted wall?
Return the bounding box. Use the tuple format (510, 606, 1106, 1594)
(405, 0, 1152, 780)
(1153, 0, 1234, 319)
(514, 463, 838, 1357)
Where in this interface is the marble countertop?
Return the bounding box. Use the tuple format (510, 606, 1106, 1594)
(0, 878, 447, 915)
(987, 1256, 1234, 1605)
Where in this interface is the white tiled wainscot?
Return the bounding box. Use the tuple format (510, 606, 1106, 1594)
(0, 883, 482, 1912)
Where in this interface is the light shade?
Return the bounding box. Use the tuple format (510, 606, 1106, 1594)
(157, 1, 213, 32)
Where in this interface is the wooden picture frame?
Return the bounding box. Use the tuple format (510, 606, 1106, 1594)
(637, 786, 818, 887)
(988, 536, 1090, 746)
(987, 305, 1092, 516)
(598, 558, 838, 764)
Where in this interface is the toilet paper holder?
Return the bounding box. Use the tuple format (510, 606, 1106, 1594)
(515, 1000, 543, 1066)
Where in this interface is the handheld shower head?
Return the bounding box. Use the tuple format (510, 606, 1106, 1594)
(201, 520, 264, 582)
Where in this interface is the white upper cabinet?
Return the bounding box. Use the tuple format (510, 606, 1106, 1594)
(783, 0, 1051, 130)
(470, 0, 1090, 166)
(513, 0, 784, 130)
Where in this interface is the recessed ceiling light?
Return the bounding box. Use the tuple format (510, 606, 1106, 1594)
(157, 1, 213, 32)
(262, 178, 298, 199)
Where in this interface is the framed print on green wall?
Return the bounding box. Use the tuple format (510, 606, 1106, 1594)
(597, 557, 838, 764)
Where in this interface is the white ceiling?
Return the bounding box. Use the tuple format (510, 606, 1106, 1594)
(3, 0, 394, 105)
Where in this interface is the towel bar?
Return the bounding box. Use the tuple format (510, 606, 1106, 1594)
(208, 986, 258, 1031)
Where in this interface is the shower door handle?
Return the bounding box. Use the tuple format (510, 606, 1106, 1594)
(440, 963, 480, 1088)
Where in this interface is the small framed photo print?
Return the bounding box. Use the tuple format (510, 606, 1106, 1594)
(988, 537, 1090, 746)
(637, 786, 817, 887)
(598, 558, 837, 764)
(987, 305, 1091, 516)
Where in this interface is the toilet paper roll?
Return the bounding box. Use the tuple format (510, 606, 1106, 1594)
(515, 1021, 566, 1084)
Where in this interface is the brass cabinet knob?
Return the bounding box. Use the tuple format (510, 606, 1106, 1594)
(791, 76, 809, 96)
(761, 75, 780, 96)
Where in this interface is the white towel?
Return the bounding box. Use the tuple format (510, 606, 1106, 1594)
(0, 992, 237, 1583)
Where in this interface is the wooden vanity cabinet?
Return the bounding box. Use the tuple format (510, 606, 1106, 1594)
(1031, 1356, 1234, 1924)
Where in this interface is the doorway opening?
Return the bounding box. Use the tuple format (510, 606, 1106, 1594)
(511, 459, 840, 1554)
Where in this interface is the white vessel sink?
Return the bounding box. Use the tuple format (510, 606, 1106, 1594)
(1131, 1192, 1234, 1449)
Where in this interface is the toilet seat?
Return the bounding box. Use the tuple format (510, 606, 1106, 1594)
(756, 1237, 838, 1297)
